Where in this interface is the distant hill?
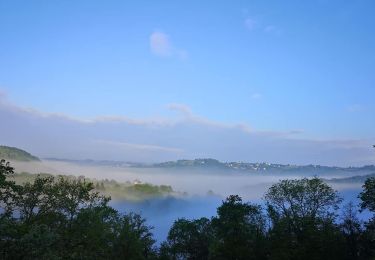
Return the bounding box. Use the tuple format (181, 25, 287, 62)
(0, 145, 40, 161)
(155, 158, 224, 168)
(326, 173, 375, 184)
(152, 158, 375, 176)
(44, 157, 375, 177)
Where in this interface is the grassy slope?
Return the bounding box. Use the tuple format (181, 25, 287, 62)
(0, 145, 40, 161)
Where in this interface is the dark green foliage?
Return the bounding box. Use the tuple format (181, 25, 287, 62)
(0, 160, 156, 260)
(0, 159, 18, 215)
(164, 217, 213, 260)
(265, 177, 342, 222)
(360, 177, 375, 212)
(113, 213, 156, 259)
(359, 177, 375, 258)
(210, 195, 266, 260)
(264, 177, 345, 260)
(340, 202, 363, 260)
(361, 219, 375, 258)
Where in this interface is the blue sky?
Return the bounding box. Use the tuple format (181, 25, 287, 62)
(0, 0, 374, 165)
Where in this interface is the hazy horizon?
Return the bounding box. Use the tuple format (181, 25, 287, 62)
(0, 95, 374, 167)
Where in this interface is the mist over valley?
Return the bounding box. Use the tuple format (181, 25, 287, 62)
(5, 149, 374, 243)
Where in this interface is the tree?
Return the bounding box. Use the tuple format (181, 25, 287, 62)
(265, 177, 342, 223)
(165, 217, 213, 260)
(0, 160, 21, 259)
(67, 205, 118, 259)
(359, 177, 375, 213)
(264, 177, 344, 260)
(359, 177, 375, 258)
(0, 159, 19, 216)
(0, 161, 158, 259)
(14, 175, 56, 224)
(210, 195, 266, 260)
(113, 212, 156, 259)
(340, 202, 363, 260)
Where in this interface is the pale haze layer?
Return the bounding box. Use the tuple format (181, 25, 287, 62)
(0, 96, 373, 166)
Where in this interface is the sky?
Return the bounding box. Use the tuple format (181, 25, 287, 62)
(0, 0, 374, 166)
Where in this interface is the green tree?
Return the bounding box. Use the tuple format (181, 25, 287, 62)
(265, 177, 344, 260)
(0, 161, 158, 259)
(340, 202, 363, 260)
(359, 177, 375, 212)
(0, 159, 19, 216)
(165, 217, 213, 260)
(265, 177, 342, 222)
(359, 177, 375, 258)
(0, 160, 21, 259)
(66, 205, 118, 259)
(210, 195, 266, 260)
(113, 212, 156, 259)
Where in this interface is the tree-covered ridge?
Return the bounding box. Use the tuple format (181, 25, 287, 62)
(0, 145, 40, 161)
(13, 171, 175, 201)
(327, 173, 375, 184)
(1, 159, 375, 259)
(151, 158, 375, 175)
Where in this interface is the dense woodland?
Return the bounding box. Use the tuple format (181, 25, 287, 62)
(1, 159, 375, 259)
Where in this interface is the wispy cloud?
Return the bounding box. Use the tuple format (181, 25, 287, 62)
(347, 104, 364, 113)
(0, 89, 7, 99)
(149, 31, 188, 60)
(244, 18, 257, 31)
(166, 103, 243, 130)
(243, 15, 282, 36)
(167, 103, 193, 118)
(94, 140, 184, 153)
(264, 25, 283, 35)
(250, 93, 262, 100)
(150, 31, 172, 57)
(0, 95, 373, 166)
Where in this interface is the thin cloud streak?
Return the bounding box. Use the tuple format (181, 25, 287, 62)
(93, 139, 184, 153)
(0, 95, 373, 166)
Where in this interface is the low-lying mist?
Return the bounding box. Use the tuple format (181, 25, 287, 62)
(9, 160, 334, 198)
(9, 159, 370, 242)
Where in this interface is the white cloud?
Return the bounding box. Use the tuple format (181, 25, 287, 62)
(93, 140, 184, 153)
(167, 103, 193, 117)
(264, 25, 282, 35)
(242, 15, 283, 36)
(149, 31, 188, 60)
(177, 49, 189, 60)
(347, 104, 364, 113)
(150, 32, 172, 57)
(0, 89, 7, 99)
(244, 18, 256, 31)
(251, 93, 262, 100)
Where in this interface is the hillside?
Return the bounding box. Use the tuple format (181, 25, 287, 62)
(152, 158, 375, 176)
(0, 145, 40, 161)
